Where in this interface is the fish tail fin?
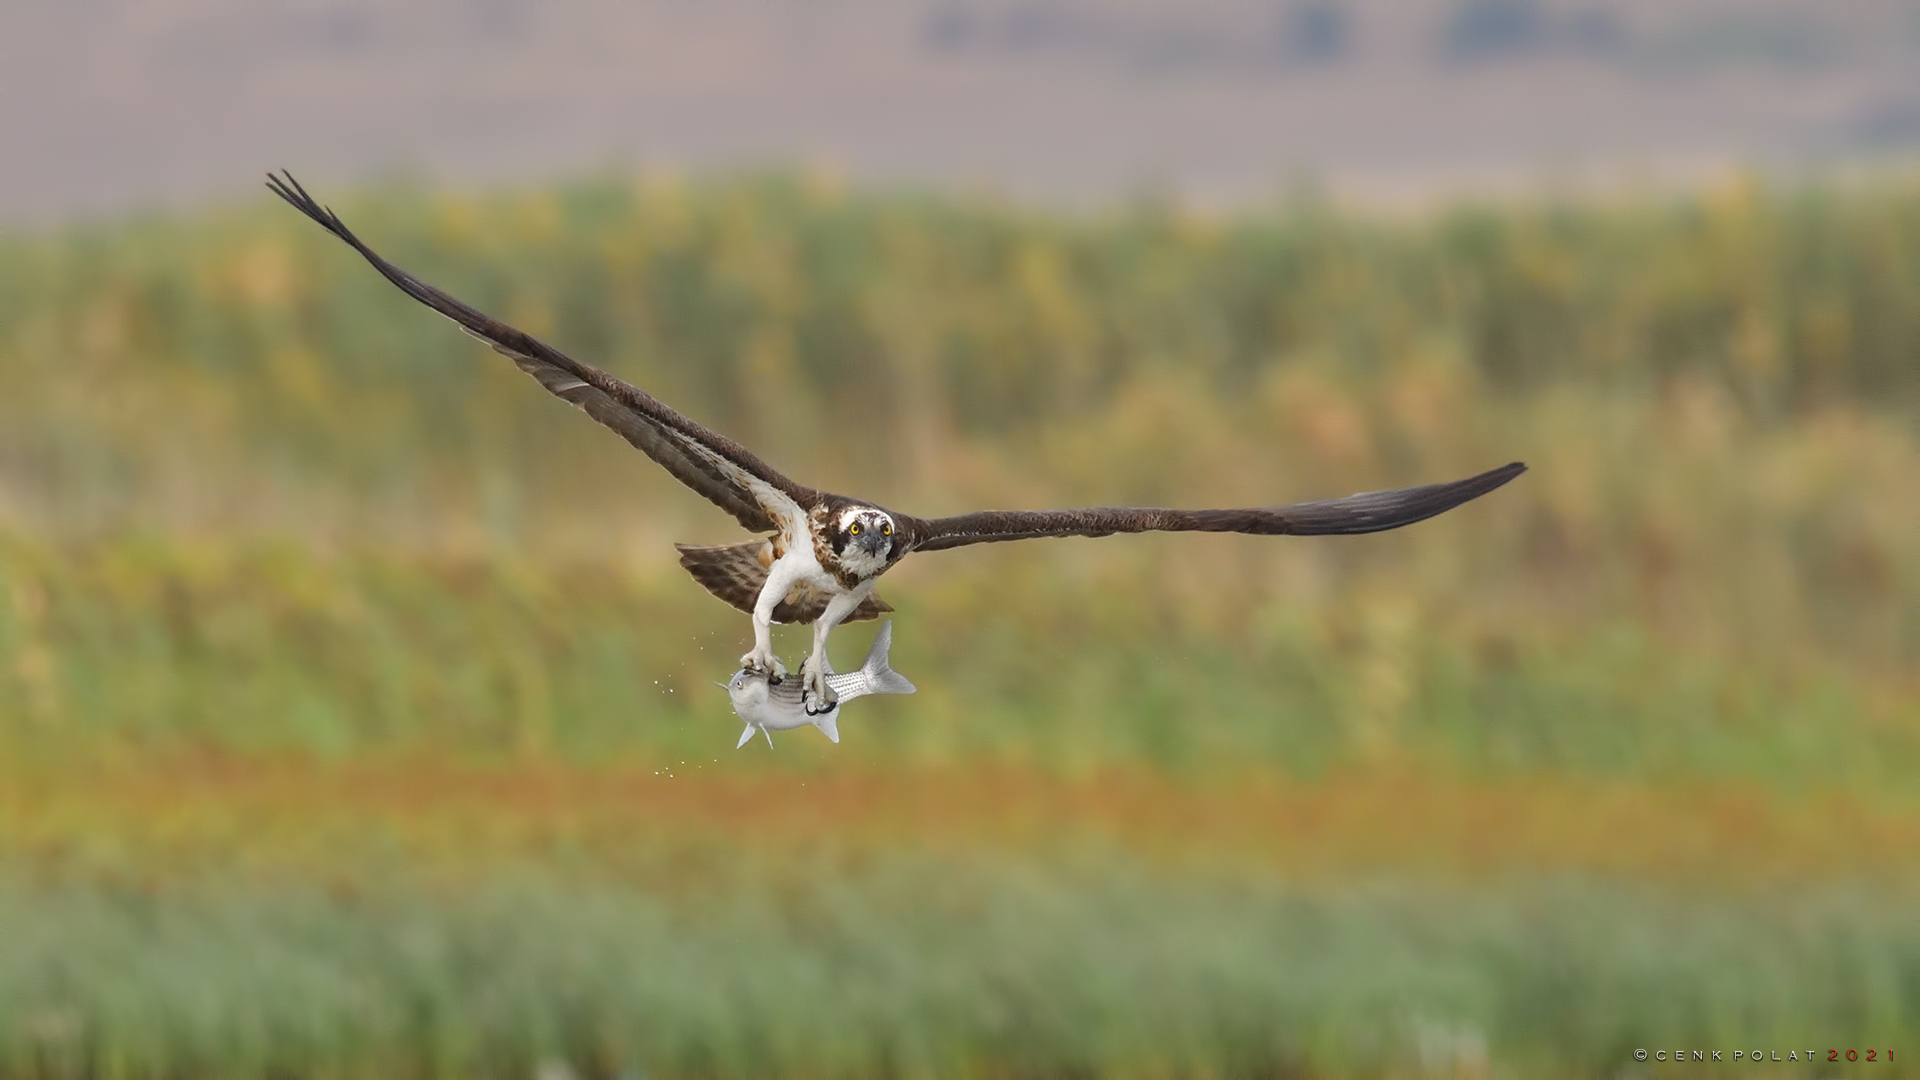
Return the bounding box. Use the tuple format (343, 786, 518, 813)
(812, 708, 841, 744)
(736, 724, 757, 750)
(856, 621, 916, 696)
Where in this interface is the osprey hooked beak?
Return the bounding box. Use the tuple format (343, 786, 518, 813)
(858, 528, 887, 555)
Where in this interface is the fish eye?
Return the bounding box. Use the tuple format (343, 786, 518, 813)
(850, 523, 862, 536)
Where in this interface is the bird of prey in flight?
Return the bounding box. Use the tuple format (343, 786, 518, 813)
(268, 172, 1525, 711)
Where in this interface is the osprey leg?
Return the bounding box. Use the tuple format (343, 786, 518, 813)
(800, 587, 872, 710)
(741, 555, 803, 679)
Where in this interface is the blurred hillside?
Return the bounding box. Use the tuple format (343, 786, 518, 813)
(0, 175, 1917, 1076)
(12, 0, 1920, 220)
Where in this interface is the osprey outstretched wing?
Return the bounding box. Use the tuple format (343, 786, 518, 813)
(267, 172, 814, 538)
(269, 172, 1525, 710)
(897, 465, 1527, 551)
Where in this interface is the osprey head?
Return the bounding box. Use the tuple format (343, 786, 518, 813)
(833, 506, 897, 571)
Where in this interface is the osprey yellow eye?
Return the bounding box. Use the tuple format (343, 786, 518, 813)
(850, 523, 861, 535)
(882, 523, 891, 536)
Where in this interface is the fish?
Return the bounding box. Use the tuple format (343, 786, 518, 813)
(721, 620, 916, 748)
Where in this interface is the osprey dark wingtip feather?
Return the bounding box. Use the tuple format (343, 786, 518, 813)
(269, 172, 1526, 710)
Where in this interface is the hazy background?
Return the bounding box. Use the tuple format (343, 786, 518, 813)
(11, 0, 1920, 220)
(3, 2, 1920, 1078)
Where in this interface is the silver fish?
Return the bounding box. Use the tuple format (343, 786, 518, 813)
(722, 621, 915, 748)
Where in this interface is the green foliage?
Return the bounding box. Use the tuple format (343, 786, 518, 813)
(0, 530, 1912, 788)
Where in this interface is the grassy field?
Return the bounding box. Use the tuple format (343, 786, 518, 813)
(0, 173, 1916, 1076)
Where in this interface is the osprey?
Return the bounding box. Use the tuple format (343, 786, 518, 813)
(269, 173, 1526, 710)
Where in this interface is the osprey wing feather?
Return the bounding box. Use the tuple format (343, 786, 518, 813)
(899, 463, 1527, 552)
(266, 171, 816, 536)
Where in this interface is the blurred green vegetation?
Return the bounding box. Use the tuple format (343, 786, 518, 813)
(2, 869, 1912, 1079)
(0, 173, 1916, 1076)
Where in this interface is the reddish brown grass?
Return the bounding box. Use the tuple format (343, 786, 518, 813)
(6, 754, 1914, 888)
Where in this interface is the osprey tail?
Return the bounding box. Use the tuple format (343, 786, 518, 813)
(675, 540, 893, 624)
